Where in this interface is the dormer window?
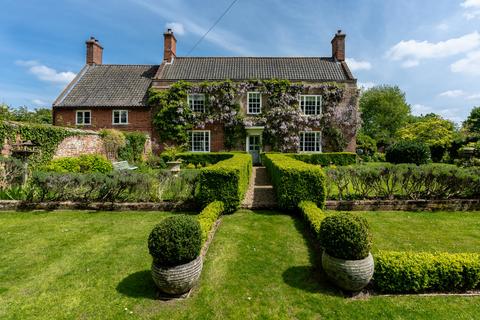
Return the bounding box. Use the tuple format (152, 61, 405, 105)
(300, 95, 322, 115)
(188, 94, 205, 113)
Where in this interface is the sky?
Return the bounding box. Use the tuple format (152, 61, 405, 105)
(1, 0, 480, 124)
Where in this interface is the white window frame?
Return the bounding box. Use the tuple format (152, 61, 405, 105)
(76, 110, 91, 125)
(247, 92, 262, 114)
(299, 131, 322, 153)
(188, 94, 206, 113)
(112, 110, 128, 125)
(189, 130, 211, 152)
(299, 95, 322, 115)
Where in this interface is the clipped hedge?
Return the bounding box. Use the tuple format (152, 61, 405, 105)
(197, 153, 252, 213)
(161, 152, 232, 166)
(263, 153, 326, 210)
(197, 201, 225, 243)
(386, 141, 431, 165)
(42, 154, 113, 173)
(290, 152, 357, 166)
(374, 251, 480, 293)
(298, 201, 327, 236)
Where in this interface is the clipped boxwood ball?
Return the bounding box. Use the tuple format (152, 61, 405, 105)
(319, 213, 371, 260)
(148, 215, 202, 267)
(385, 140, 430, 165)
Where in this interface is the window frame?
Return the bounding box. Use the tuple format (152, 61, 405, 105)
(299, 95, 322, 116)
(247, 92, 262, 115)
(75, 110, 91, 125)
(112, 109, 129, 125)
(189, 130, 211, 152)
(188, 93, 206, 113)
(299, 131, 322, 153)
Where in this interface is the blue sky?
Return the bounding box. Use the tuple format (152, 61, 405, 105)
(1, 0, 480, 123)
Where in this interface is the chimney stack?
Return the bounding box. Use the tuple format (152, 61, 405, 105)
(163, 29, 177, 62)
(331, 30, 346, 62)
(86, 37, 103, 65)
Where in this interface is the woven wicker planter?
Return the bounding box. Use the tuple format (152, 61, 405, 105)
(151, 255, 203, 295)
(322, 252, 374, 292)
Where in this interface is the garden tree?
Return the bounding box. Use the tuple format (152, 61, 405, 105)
(0, 104, 52, 124)
(359, 85, 411, 147)
(396, 114, 456, 162)
(463, 106, 480, 134)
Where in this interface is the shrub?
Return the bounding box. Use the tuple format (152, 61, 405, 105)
(0, 156, 24, 189)
(145, 154, 166, 169)
(99, 129, 126, 158)
(147, 215, 202, 267)
(118, 132, 147, 163)
(43, 154, 113, 173)
(197, 201, 224, 243)
(374, 251, 480, 293)
(291, 152, 357, 166)
(162, 152, 232, 166)
(263, 153, 326, 210)
(197, 153, 252, 213)
(319, 213, 371, 260)
(386, 141, 430, 165)
(298, 201, 327, 236)
(157, 170, 199, 201)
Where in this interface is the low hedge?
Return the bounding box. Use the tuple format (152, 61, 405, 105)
(290, 152, 357, 166)
(297, 201, 327, 236)
(197, 201, 225, 243)
(161, 152, 232, 166)
(374, 251, 480, 293)
(263, 153, 326, 210)
(197, 153, 252, 213)
(42, 154, 113, 173)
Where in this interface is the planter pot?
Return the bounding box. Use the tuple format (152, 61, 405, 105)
(322, 251, 374, 292)
(151, 255, 203, 295)
(166, 161, 182, 174)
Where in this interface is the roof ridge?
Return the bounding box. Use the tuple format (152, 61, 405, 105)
(90, 64, 160, 67)
(175, 56, 333, 59)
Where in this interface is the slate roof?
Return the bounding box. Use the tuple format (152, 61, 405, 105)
(156, 57, 354, 82)
(53, 64, 159, 107)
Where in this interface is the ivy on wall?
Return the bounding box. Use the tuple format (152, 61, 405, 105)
(0, 121, 86, 167)
(149, 79, 359, 152)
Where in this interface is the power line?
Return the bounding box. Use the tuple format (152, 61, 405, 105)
(186, 0, 240, 56)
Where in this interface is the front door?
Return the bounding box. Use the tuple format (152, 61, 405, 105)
(248, 135, 261, 165)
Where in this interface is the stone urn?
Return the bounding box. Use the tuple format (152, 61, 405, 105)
(151, 255, 203, 295)
(166, 160, 182, 175)
(322, 251, 374, 292)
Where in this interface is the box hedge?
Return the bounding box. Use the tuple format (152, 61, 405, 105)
(161, 152, 232, 166)
(197, 201, 225, 243)
(297, 201, 327, 236)
(263, 153, 326, 210)
(290, 152, 357, 166)
(196, 153, 252, 213)
(374, 251, 480, 293)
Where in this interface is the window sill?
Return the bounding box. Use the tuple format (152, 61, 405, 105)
(112, 123, 129, 125)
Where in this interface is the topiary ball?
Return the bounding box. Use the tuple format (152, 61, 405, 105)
(319, 213, 371, 260)
(148, 215, 202, 267)
(385, 140, 430, 165)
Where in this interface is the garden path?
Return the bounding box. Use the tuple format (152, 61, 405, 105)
(241, 167, 277, 209)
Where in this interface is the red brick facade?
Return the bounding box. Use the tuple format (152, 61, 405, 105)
(53, 107, 153, 135)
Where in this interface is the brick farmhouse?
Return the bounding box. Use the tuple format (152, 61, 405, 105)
(53, 30, 359, 160)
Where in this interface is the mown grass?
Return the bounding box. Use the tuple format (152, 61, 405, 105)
(0, 210, 479, 319)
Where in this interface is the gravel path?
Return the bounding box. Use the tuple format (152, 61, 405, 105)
(241, 167, 277, 209)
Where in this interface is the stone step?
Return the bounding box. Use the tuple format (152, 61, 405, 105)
(242, 166, 278, 209)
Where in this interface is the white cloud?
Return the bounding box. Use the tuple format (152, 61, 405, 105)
(345, 58, 372, 71)
(16, 60, 76, 85)
(358, 82, 376, 90)
(386, 32, 480, 67)
(165, 22, 185, 35)
(462, 0, 480, 7)
(32, 99, 47, 106)
(466, 93, 480, 100)
(450, 50, 480, 75)
(412, 104, 464, 123)
(436, 23, 449, 31)
(461, 0, 480, 19)
(439, 90, 465, 98)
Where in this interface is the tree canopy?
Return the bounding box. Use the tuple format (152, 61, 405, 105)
(359, 85, 411, 146)
(0, 104, 52, 124)
(462, 106, 480, 135)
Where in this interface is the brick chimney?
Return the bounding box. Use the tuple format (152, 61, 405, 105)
(86, 37, 103, 65)
(163, 29, 177, 62)
(331, 30, 346, 62)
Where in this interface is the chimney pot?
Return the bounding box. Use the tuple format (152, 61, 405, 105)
(86, 37, 103, 65)
(163, 29, 177, 62)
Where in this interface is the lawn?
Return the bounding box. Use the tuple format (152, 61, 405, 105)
(1, 210, 480, 319)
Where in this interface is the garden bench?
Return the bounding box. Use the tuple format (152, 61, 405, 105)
(112, 160, 138, 171)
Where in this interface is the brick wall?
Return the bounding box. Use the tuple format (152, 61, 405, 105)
(53, 107, 153, 135)
(54, 134, 106, 159)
